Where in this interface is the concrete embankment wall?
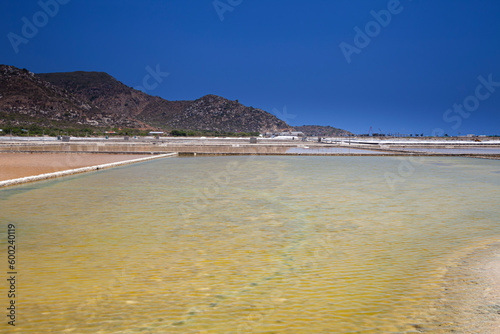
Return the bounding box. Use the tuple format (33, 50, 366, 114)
(1, 141, 500, 157)
(0, 142, 309, 154)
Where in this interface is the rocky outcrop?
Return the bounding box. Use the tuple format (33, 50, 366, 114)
(0, 64, 348, 135)
(293, 125, 352, 137)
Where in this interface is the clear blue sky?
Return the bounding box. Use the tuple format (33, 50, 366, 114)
(1, 0, 500, 135)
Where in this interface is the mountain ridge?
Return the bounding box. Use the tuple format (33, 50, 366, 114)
(0, 64, 351, 135)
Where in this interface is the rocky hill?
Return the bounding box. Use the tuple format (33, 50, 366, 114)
(1, 64, 349, 135)
(0, 65, 291, 133)
(169, 95, 289, 133)
(0, 66, 149, 129)
(37, 71, 192, 128)
(40, 71, 289, 132)
(0, 66, 92, 127)
(294, 125, 352, 137)
(36, 67, 290, 133)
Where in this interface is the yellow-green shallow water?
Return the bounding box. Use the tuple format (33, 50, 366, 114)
(1, 156, 499, 333)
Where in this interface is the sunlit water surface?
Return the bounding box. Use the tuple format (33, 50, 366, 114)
(1, 156, 499, 333)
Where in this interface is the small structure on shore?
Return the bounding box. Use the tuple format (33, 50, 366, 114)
(279, 131, 305, 137)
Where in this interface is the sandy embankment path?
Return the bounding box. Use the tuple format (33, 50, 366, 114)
(0, 153, 159, 182)
(434, 242, 500, 333)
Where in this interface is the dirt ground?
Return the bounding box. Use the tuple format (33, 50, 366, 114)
(0, 153, 151, 181)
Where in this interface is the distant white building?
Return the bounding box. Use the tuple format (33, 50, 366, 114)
(279, 131, 304, 137)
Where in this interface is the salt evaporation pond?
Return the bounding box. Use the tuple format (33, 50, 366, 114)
(400, 147, 500, 155)
(286, 147, 390, 154)
(1, 156, 499, 333)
